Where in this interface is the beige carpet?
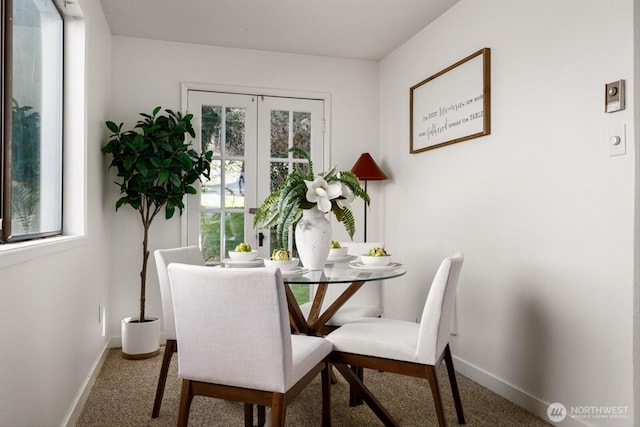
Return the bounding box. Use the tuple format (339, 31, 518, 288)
(77, 347, 551, 427)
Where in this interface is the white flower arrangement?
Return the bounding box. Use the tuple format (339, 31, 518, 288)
(253, 148, 370, 248)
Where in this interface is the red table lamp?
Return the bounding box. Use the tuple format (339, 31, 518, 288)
(351, 153, 388, 242)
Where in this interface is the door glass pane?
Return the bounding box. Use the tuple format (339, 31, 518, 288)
(201, 159, 221, 209)
(292, 112, 311, 154)
(201, 105, 222, 155)
(270, 110, 289, 158)
(270, 161, 289, 193)
(200, 212, 221, 261)
(224, 160, 245, 208)
(225, 212, 244, 256)
(10, 0, 63, 239)
(225, 107, 245, 156)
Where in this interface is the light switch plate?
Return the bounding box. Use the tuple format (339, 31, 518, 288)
(609, 124, 626, 157)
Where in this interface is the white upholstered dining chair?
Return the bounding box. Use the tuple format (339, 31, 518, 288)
(299, 241, 384, 333)
(326, 252, 465, 427)
(168, 264, 333, 427)
(151, 246, 205, 418)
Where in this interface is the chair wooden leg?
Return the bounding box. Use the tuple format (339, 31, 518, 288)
(243, 404, 266, 427)
(177, 379, 193, 427)
(444, 345, 465, 424)
(271, 393, 286, 427)
(244, 403, 253, 427)
(425, 365, 446, 427)
(152, 339, 177, 418)
(329, 365, 338, 384)
(348, 366, 364, 407)
(321, 362, 332, 427)
(334, 363, 398, 427)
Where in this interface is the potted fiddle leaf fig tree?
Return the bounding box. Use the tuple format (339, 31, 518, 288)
(103, 107, 212, 359)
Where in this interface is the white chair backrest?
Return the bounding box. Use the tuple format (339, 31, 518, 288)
(317, 242, 384, 306)
(416, 252, 464, 365)
(154, 246, 205, 340)
(168, 265, 293, 393)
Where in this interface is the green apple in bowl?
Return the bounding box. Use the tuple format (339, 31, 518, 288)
(264, 248, 299, 271)
(360, 247, 392, 266)
(328, 240, 348, 259)
(228, 243, 259, 261)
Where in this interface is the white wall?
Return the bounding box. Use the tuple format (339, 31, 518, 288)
(379, 1, 636, 425)
(0, 0, 112, 425)
(107, 37, 380, 340)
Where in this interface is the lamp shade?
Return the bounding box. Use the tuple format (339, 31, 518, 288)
(350, 153, 388, 181)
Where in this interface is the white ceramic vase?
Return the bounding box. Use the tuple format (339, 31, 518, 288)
(121, 316, 160, 359)
(295, 208, 332, 270)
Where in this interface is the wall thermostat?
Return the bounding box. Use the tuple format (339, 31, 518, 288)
(605, 80, 625, 113)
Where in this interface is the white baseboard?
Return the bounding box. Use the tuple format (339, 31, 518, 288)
(453, 355, 591, 427)
(62, 340, 111, 427)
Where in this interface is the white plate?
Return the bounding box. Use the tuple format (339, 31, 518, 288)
(325, 254, 357, 264)
(279, 267, 309, 277)
(221, 258, 265, 268)
(349, 261, 402, 271)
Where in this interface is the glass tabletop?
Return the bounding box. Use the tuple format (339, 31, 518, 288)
(282, 262, 406, 284)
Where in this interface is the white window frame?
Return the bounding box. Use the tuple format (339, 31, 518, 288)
(0, 1, 86, 266)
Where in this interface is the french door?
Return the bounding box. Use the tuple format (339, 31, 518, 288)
(186, 90, 325, 261)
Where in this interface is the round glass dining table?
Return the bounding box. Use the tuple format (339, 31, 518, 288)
(280, 261, 406, 336)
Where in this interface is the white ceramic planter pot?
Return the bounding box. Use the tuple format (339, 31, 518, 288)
(295, 209, 332, 270)
(121, 316, 160, 359)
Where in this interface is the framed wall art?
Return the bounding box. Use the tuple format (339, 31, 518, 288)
(410, 47, 491, 154)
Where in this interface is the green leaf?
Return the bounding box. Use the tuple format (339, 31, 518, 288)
(124, 139, 137, 151)
(179, 152, 193, 169)
(133, 134, 145, 151)
(106, 121, 121, 134)
(129, 198, 140, 210)
(123, 157, 135, 171)
(149, 157, 162, 168)
(340, 207, 356, 239)
(169, 173, 181, 188)
(136, 159, 148, 176)
(165, 204, 175, 219)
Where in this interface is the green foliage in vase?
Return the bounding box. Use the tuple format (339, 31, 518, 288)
(253, 147, 370, 249)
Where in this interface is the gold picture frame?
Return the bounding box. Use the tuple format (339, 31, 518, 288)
(410, 48, 491, 153)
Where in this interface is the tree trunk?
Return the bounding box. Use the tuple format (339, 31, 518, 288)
(140, 220, 150, 322)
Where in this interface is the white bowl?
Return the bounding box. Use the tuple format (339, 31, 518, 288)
(328, 247, 348, 258)
(228, 250, 259, 261)
(359, 254, 392, 266)
(263, 258, 299, 271)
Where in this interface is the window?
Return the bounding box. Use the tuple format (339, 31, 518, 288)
(1, 0, 63, 243)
